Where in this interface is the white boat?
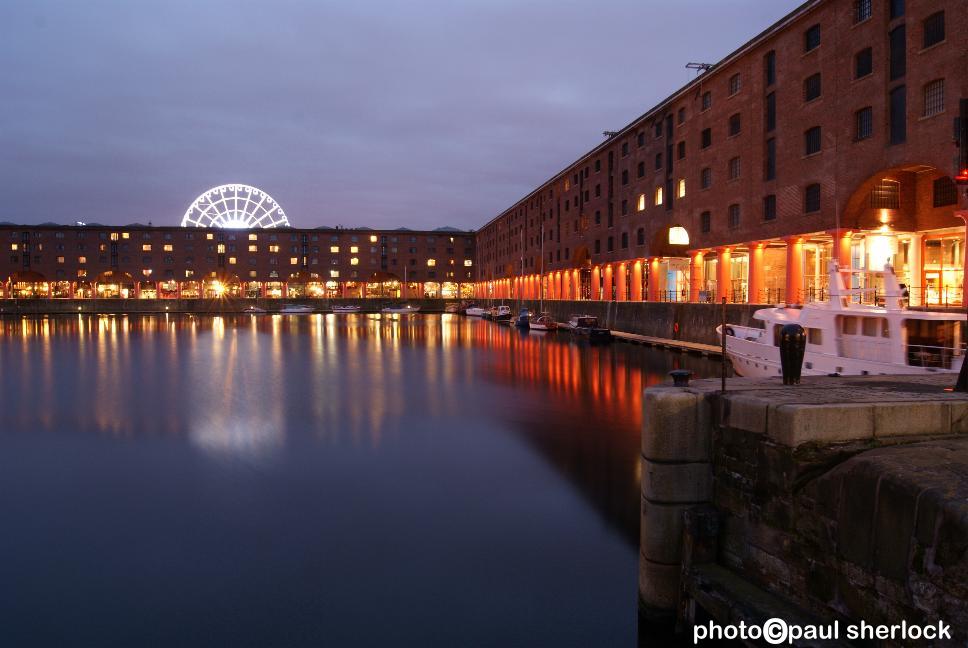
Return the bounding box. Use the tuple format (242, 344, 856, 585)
(465, 306, 486, 317)
(719, 261, 965, 378)
(332, 305, 361, 314)
(529, 313, 558, 331)
(243, 305, 266, 314)
(444, 303, 460, 313)
(381, 303, 421, 314)
(492, 305, 512, 322)
(279, 304, 314, 314)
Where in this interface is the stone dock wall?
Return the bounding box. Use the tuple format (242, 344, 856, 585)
(0, 298, 452, 316)
(641, 375, 968, 643)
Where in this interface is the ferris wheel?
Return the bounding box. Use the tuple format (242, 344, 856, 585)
(181, 184, 290, 228)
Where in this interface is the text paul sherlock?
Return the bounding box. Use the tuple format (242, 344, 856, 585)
(693, 618, 951, 644)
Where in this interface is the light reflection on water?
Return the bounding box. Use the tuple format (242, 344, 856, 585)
(0, 313, 720, 647)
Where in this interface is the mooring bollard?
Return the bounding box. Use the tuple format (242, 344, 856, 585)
(669, 369, 692, 387)
(779, 323, 806, 385)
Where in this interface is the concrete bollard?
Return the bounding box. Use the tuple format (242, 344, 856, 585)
(639, 385, 713, 620)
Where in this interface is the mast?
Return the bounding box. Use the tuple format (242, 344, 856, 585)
(539, 223, 544, 312)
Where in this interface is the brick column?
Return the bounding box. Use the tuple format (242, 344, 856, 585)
(631, 261, 643, 301)
(785, 237, 804, 304)
(689, 251, 703, 302)
(748, 243, 765, 304)
(717, 248, 732, 303)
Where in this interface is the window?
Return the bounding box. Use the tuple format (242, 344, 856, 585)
(427, 259, 436, 267)
(855, 48, 872, 78)
(637, 194, 646, 211)
(654, 121, 662, 138)
(889, 85, 906, 144)
(889, 25, 906, 80)
(855, 107, 873, 140)
(655, 187, 663, 206)
(701, 211, 711, 233)
(728, 73, 740, 96)
(803, 73, 821, 101)
(765, 138, 776, 180)
(636, 228, 645, 245)
(764, 195, 777, 221)
(654, 153, 662, 170)
(163, 244, 173, 252)
(728, 157, 741, 180)
(141, 244, 152, 251)
(764, 50, 776, 86)
(805, 126, 821, 155)
(933, 177, 958, 207)
(290, 257, 299, 265)
(677, 141, 686, 159)
(923, 11, 945, 48)
(870, 180, 900, 209)
(350, 245, 359, 253)
(804, 184, 821, 213)
(248, 233, 258, 241)
(922, 79, 944, 117)
(701, 128, 711, 149)
(637, 132, 645, 147)
(621, 170, 629, 185)
(594, 240, 601, 254)
(677, 179, 686, 198)
(854, 0, 871, 22)
(621, 200, 628, 215)
(594, 159, 601, 172)
(765, 93, 776, 132)
(268, 244, 280, 253)
(677, 108, 685, 124)
(804, 24, 820, 52)
(701, 91, 711, 111)
(728, 113, 741, 136)
(890, 0, 904, 18)
(621, 232, 628, 249)
(728, 204, 740, 229)
(636, 163, 644, 178)
(701, 167, 712, 189)
(607, 237, 614, 252)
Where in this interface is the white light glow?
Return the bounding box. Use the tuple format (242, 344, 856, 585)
(181, 184, 290, 229)
(668, 226, 690, 246)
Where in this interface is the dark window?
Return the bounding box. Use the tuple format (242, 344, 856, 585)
(890, 0, 904, 18)
(889, 25, 906, 80)
(637, 162, 645, 178)
(607, 236, 614, 252)
(654, 121, 662, 138)
(854, 0, 871, 22)
(595, 159, 601, 172)
(728, 157, 741, 180)
(855, 47, 872, 78)
(804, 184, 821, 213)
(636, 228, 645, 245)
(765, 138, 776, 181)
(655, 153, 662, 170)
(922, 79, 944, 117)
(677, 108, 685, 124)
(764, 50, 776, 86)
(595, 183, 602, 197)
(622, 142, 629, 156)
(765, 92, 776, 132)
(889, 85, 906, 144)
(700, 167, 712, 189)
(621, 232, 628, 249)
(594, 239, 600, 253)
(923, 11, 945, 48)
(805, 126, 822, 155)
(804, 73, 821, 101)
(637, 132, 645, 147)
(594, 210, 601, 225)
(870, 180, 900, 208)
(701, 211, 711, 233)
(764, 195, 777, 221)
(701, 128, 711, 149)
(701, 91, 711, 111)
(728, 73, 741, 96)
(621, 170, 629, 185)
(728, 204, 740, 229)
(933, 177, 958, 207)
(855, 107, 873, 139)
(728, 113, 741, 136)
(621, 200, 628, 215)
(677, 141, 686, 159)
(804, 24, 821, 52)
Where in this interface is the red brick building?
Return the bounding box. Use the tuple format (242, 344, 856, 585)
(476, 0, 968, 307)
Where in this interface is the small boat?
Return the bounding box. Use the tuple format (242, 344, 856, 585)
(444, 303, 460, 313)
(279, 304, 314, 314)
(465, 305, 486, 317)
(720, 261, 966, 378)
(529, 313, 558, 331)
(514, 309, 532, 328)
(332, 305, 361, 314)
(492, 305, 512, 323)
(566, 315, 612, 342)
(381, 303, 421, 314)
(243, 305, 266, 314)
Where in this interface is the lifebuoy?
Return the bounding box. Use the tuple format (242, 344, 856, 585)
(724, 326, 735, 337)
(673, 322, 680, 334)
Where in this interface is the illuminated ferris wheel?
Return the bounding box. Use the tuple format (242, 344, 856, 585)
(181, 184, 290, 228)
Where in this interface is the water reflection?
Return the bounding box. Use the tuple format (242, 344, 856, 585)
(0, 313, 721, 646)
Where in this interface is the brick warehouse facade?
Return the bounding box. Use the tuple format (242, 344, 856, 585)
(475, 0, 968, 307)
(0, 224, 476, 300)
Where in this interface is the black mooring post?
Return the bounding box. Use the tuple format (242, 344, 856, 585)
(779, 323, 806, 385)
(721, 297, 727, 392)
(955, 296, 968, 392)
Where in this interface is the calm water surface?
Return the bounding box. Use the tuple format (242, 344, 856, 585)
(0, 314, 719, 647)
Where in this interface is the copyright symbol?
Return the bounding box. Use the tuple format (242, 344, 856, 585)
(763, 618, 787, 645)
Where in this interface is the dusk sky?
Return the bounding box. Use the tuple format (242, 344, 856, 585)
(2, 0, 803, 231)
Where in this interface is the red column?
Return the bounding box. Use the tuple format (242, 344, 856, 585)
(603, 264, 613, 301)
(591, 266, 601, 300)
(717, 248, 732, 303)
(631, 261, 643, 301)
(748, 243, 765, 304)
(689, 252, 703, 302)
(785, 237, 804, 304)
(648, 258, 661, 301)
(616, 263, 627, 301)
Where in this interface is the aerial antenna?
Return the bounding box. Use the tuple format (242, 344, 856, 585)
(602, 130, 620, 138)
(686, 62, 714, 75)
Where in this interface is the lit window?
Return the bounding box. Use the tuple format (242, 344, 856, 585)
(10, 244, 17, 251)
(290, 257, 299, 265)
(229, 257, 237, 264)
(217, 244, 225, 254)
(350, 246, 359, 253)
(464, 260, 473, 266)
(57, 256, 65, 264)
(163, 244, 173, 252)
(121, 232, 129, 239)
(655, 187, 663, 206)
(110, 233, 119, 241)
(369, 235, 378, 243)
(427, 259, 436, 267)
(206, 233, 213, 240)
(330, 246, 339, 253)
(269, 245, 280, 253)
(637, 194, 646, 211)
(330, 270, 340, 278)
(77, 269, 87, 278)
(248, 245, 257, 252)
(78, 256, 87, 264)
(248, 234, 258, 241)
(677, 179, 686, 198)
(350, 257, 359, 265)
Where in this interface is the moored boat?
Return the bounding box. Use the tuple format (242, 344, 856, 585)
(279, 304, 314, 314)
(465, 305, 486, 317)
(492, 305, 512, 323)
(243, 305, 266, 314)
(381, 303, 421, 314)
(444, 303, 460, 313)
(565, 314, 612, 342)
(529, 313, 558, 331)
(332, 305, 361, 314)
(514, 309, 532, 328)
(719, 261, 966, 378)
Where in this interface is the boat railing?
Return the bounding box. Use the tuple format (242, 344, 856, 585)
(906, 343, 966, 370)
